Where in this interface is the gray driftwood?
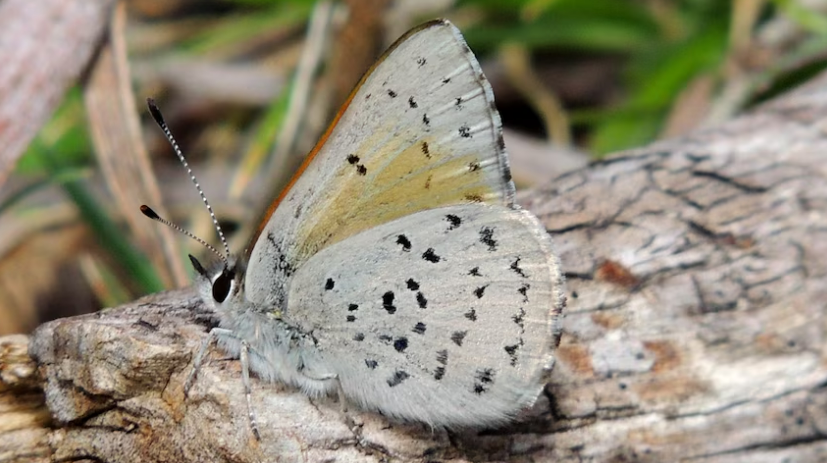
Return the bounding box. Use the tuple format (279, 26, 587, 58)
(4, 70, 827, 462)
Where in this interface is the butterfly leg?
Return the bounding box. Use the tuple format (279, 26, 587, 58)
(184, 327, 233, 396)
(238, 339, 262, 440)
(308, 375, 363, 440)
(299, 370, 352, 423)
(184, 327, 261, 440)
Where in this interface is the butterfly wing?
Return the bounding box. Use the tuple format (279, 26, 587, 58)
(286, 204, 564, 428)
(246, 20, 514, 309)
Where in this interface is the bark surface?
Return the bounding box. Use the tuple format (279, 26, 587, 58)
(4, 71, 827, 463)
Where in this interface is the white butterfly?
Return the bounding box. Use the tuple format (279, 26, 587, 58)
(145, 19, 565, 435)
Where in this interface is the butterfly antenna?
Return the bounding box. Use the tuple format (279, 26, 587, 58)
(146, 98, 231, 261)
(140, 205, 227, 263)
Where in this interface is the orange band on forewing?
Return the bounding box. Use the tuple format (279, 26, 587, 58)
(246, 20, 448, 254)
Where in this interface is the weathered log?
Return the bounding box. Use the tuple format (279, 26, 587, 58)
(4, 70, 827, 463)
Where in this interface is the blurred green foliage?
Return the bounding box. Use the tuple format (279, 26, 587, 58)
(18, 88, 91, 174)
(180, 1, 314, 55)
(464, 0, 730, 153)
(462, 0, 827, 153)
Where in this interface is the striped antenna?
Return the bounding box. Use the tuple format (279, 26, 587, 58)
(145, 98, 231, 261)
(140, 205, 226, 263)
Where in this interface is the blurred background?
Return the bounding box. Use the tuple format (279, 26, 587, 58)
(1, 0, 826, 335)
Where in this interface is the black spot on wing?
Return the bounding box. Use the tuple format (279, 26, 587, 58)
(436, 349, 448, 365)
(348, 304, 358, 312)
(474, 285, 488, 299)
(445, 214, 461, 230)
(473, 368, 495, 394)
(408, 96, 418, 108)
(387, 89, 397, 98)
(379, 334, 392, 342)
(518, 283, 530, 302)
(365, 359, 378, 369)
(406, 278, 419, 290)
(513, 307, 526, 331)
(455, 97, 463, 109)
(468, 161, 480, 172)
(464, 309, 477, 321)
(416, 57, 426, 67)
(346, 154, 367, 175)
(442, 77, 451, 84)
(510, 257, 528, 278)
(353, 333, 365, 342)
(416, 292, 428, 308)
(434, 350, 448, 380)
(266, 233, 295, 278)
(382, 291, 396, 314)
(423, 114, 430, 126)
(458, 125, 471, 138)
(504, 344, 519, 366)
(469, 267, 482, 277)
(387, 370, 409, 387)
(451, 330, 467, 346)
(396, 235, 411, 252)
(346, 315, 356, 322)
(422, 248, 441, 263)
(421, 141, 430, 158)
(479, 227, 497, 251)
(476, 368, 495, 384)
(393, 337, 408, 352)
(413, 322, 426, 334)
(325, 278, 335, 290)
(497, 133, 506, 151)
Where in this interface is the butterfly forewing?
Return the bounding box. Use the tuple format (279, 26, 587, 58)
(246, 20, 514, 309)
(286, 204, 564, 427)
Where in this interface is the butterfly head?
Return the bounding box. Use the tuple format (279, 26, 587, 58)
(188, 253, 249, 314)
(142, 98, 257, 314)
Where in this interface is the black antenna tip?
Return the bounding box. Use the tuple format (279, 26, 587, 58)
(188, 254, 207, 276)
(146, 98, 166, 126)
(140, 205, 160, 219)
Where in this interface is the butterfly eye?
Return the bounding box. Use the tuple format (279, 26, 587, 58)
(212, 269, 233, 303)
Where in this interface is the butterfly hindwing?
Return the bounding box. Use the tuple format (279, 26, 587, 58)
(246, 20, 514, 310)
(286, 204, 564, 427)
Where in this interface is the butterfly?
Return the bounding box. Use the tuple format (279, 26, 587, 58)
(143, 19, 565, 436)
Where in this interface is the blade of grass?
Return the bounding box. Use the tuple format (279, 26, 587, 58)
(0, 168, 91, 216)
(229, 79, 293, 198)
(35, 146, 164, 295)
